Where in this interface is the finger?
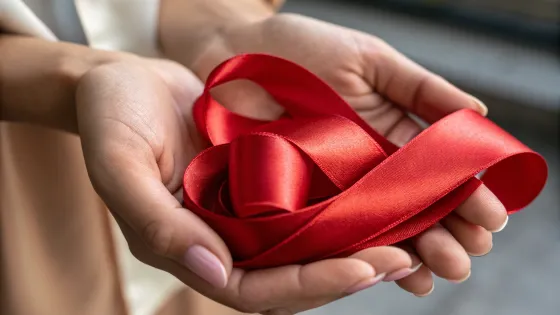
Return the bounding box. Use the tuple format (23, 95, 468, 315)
(279, 246, 414, 314)
(229, 258, 375, 313)
(391, 244, 430, 294)
(76, 63, 231, 288)
(288, 246, 415, 313)
(384, 114, 423, 147)
(223, 246, 410, 313)
(414, 225, 471, 282)
(362, 39, 487, 122)
(454, 184, 508, 232)
(211, 80, 283, 120)
(350, 246, 415, 282)
(441, 213, 493, 256)
(376, 108, 499, 254)
(396, 264, 434, 297)
(267, 246, 414, 314)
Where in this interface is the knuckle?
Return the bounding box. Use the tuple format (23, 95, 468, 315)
(141, 220, 174, 257)
(363, 42, 391, 65)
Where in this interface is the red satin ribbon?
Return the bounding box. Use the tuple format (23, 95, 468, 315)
(183, 54, 547, 269)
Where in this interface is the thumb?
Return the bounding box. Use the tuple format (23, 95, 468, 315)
(110, 171, 232, 289)
(362, 37, 488, 123)
(76, 62, 232, 288)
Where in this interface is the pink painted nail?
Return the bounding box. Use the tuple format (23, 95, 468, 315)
(383, 263, 423, 282)
(183, 245, 228, 288)
(345, 273, 386, 294)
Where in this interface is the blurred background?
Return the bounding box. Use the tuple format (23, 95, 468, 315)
(279, 1, 559, 314)
(2, 1, 558, 315)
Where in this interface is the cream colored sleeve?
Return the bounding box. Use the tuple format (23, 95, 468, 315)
(74, 0, 284, 58)
(75, 0, 162, 57)
(0, 0, 56, 39)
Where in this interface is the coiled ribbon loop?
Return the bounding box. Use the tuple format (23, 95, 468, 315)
(183, 54, 547, 269)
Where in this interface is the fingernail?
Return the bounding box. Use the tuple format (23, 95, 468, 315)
(468, 241, 493, 257)
(345, 272, 386, 294)
(383, 263, 423, 282)
(449, 270, 471, 284)
(471, 96, 488, 116)
(183, 245, 228, 288)
(414, 283, 434, 297)
(491, 215, 508, 233)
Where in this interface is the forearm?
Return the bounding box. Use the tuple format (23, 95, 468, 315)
(158, 0, 279, 73)
(0, 35, 129, 133)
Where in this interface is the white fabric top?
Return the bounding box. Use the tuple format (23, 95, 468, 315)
(0, 0, 161, 56)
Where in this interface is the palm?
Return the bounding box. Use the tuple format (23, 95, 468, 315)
(193, 13, 416, 144)
(81, 60, 205, 200)
(78, 16, 506, 313)
(77, 60, 415, 314)
(187, 13, 506, 297)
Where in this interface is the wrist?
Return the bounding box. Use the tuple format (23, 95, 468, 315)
(0, 35, 134, 133)
(53, 48, 138, 133)
(57, 46, 137, 89)
(158, 0, 276, 73)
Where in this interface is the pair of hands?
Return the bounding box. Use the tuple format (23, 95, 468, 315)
(77, 14, 508, 314)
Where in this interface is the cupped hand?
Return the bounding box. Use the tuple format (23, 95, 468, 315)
(76, 59, 418, 314)
(181, 13, 509, 296)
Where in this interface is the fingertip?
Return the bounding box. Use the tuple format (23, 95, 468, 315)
(470, 96, 488, 116)
(342, 258, 378, 280)
(441, 214, 493, 257)
(148, 207, 233, 283)
(414, 282, 434, 297)
(327, 257, 377, 281)
(490, 215, 508, 233)
(383, 262, 423, 282)
(395, 264, 433, 296)
(345, 272, 386, 294)
(455, 184, 507, 232)
(181, 209, 233, 268)
(301, 257, 376, 291)
(183, 244, 229, 288)
(449, 269, 471, 284)
(278, 257, 378, 299)
(350, 246, 413, 274)
(414, 226, 471, 280)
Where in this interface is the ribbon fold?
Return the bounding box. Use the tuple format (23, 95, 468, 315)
(183, 54, 547, 269)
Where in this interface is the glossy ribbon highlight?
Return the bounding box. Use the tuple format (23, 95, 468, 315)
(183, 54, 547, 269)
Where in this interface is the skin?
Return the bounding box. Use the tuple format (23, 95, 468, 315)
(1, 2, 508, 314)
(0, 36, 414, 314)
(160, 6, 508, 311)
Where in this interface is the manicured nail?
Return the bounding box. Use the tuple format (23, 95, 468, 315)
(345, 273, 386, 294)
(468, 241, 493, 257)
(471, 96, 488, 116)
(449, 270, 471, 284)
(414, 283, 434, 297)
(183, 245, 228, 288)
(383, 263, 423, 282)
(491, 216, 508, 233)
